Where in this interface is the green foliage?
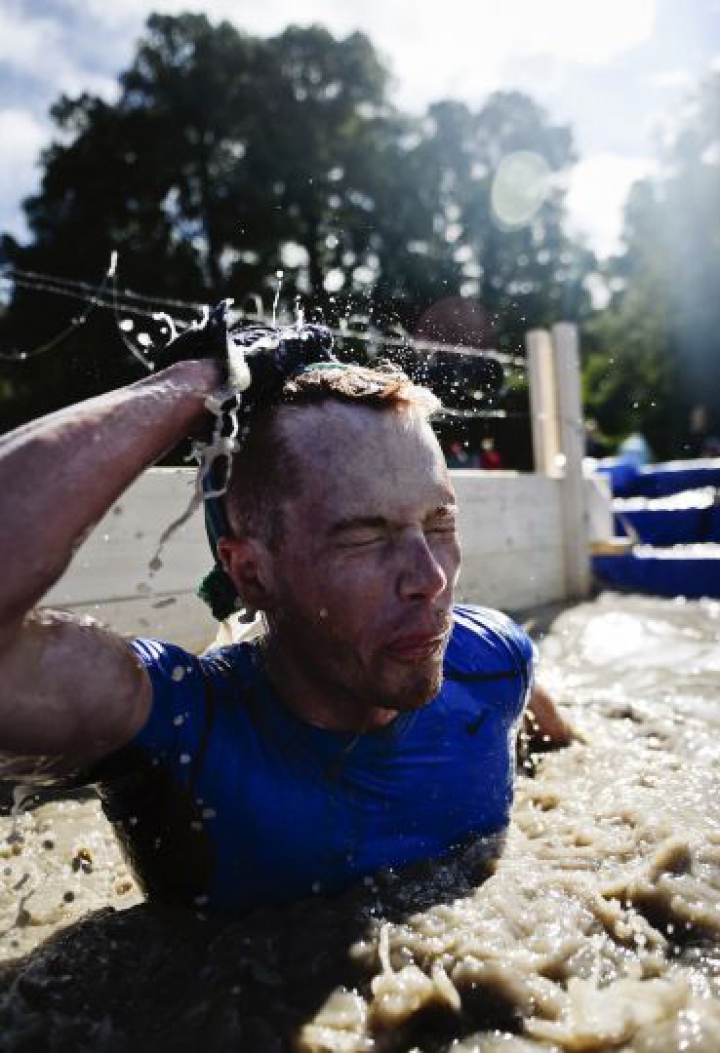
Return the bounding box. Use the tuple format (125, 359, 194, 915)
(585, 72, 720, 457)
(0, 12, 591, 440)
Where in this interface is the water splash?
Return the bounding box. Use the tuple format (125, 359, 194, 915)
(272, 270, 283, 326)
(11, 784, 32, 818)
(110, 252, 155, 372)
(144, 327, 278, 573)
(151, 312, 178, 343)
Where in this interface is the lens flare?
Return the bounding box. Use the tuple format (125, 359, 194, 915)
(490, 150, 551, 230)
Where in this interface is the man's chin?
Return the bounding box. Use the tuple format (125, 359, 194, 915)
(376, 664, 444, 713)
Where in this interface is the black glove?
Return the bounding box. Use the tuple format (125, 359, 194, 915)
(230, 322, 337, 409)
(154, 302, 337, 406)
(153, 300, 234, 383)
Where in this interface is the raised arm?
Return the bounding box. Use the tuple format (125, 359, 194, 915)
(0, 358, 219, 775)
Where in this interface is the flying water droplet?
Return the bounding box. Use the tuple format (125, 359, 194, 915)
(272, 270, 284, 325)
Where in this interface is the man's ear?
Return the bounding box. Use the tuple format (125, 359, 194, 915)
(216, 536, 274, 613)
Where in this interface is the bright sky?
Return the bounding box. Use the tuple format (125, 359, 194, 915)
(1, 0, 718, 258)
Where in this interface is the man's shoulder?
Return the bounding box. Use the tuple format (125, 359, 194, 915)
(449, 604, 532, 652)
(129, 637, 259, 716)
(131, 637, 254, 680)
(445, 604, 534, 681)
(116, 638, 259, 763)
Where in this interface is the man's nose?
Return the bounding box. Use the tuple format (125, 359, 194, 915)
(397, 533, 447, 602)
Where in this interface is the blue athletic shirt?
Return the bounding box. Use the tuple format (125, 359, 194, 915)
(97, 605, 533, 917)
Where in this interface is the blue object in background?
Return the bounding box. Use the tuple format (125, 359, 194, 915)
(614, 504, 720, 546)
(594, 458, 720, 500)
(594, 457, 640, 497)
(631, 463, 720, 498)
(593, 549, 720, 599)
(618, 433, 652, 468)
(593, 456, 720, 598)
(713, 503, 720, 540)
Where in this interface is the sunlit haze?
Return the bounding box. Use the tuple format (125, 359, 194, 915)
(0, 0, 718, 257)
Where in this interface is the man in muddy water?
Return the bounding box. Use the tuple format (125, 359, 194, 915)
(0, 305, 570, 916)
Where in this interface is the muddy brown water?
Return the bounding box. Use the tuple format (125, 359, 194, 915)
(1, 592, 719, 1052)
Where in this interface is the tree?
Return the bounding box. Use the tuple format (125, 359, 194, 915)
(586, 72, 720, 457)
(398, 92, 593, 349)
(0, 15, 397, 424)
(1, 12, 591, 445)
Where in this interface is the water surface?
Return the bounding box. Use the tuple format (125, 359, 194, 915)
(1, 592, 719, 1051)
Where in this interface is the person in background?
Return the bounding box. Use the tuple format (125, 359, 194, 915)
(445, 440, 480, 469)
(584, 419, 608, 460)
(480, 437, 503, 471)
(619, 431, 653, 468)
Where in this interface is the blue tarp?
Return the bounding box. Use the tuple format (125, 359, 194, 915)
(595, 456, 720, 597)
(593, 551, 720, 599)
(632, 463, 720, 498)
(595, 457, 720, 499)
(614, 504, 720, 546)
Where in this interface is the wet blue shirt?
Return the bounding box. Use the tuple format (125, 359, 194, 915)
(99, 605, 533, 916)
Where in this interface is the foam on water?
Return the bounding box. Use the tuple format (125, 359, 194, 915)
(1, 593, 719, 1051)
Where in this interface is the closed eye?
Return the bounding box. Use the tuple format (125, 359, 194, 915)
(337, 532, 386, 548)
(329, 516, 389, 547)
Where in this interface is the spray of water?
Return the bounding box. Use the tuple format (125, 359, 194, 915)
(145, 326, 282, 574)
(271, 270, 283, 326)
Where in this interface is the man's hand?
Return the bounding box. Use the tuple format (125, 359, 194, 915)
(154, 304, 337, 408)
(153, 301, 239, 386)
(523, 683, 578, 750)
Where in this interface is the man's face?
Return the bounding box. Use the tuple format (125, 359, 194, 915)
(265, 402, 461, 716)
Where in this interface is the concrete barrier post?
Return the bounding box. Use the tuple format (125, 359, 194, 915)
(526, 329, 561, 477)
(551, 322, 591, 598)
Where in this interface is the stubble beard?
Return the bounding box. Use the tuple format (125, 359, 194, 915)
(331, 633, 448, 715)
(267, 603, 448, 720)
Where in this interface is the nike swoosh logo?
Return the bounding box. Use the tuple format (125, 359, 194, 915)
(466, 712, 489, 736)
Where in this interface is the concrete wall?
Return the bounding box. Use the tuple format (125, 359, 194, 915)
(44, 466, 574, 652)
(452, 471, 564, 610)
(45, 469, 218, 653)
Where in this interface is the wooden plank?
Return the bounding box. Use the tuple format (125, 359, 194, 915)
(526, 329, 561, 476)
(552, 323, 592, 598)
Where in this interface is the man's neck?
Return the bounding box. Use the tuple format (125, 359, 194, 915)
(259, 638, 397, 733)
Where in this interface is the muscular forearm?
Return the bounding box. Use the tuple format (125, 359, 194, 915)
(0, 360, 219, 637)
